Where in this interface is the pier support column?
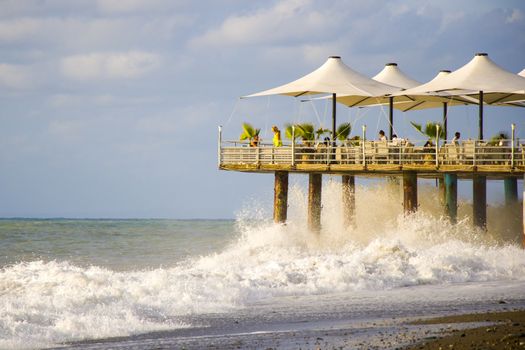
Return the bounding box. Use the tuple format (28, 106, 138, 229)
(273, 171, 288, 223)
(308, 173, 322, 233)
(444, 173, 458, 223)
(523, 174, 525, 248)
(473, 175, 487, 229)
(342, 175, 355, 228)
(504, 177, 518, 205)
(438, 177, 446, 206)
(403, 172, 418, 215)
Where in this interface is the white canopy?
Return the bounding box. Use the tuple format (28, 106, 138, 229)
(518, 68, 525, 77)
(407, 53, 525, 104)
(244, 56, 400, 99)
(391, 70, 475, 112)
(373, 63, 421, 89)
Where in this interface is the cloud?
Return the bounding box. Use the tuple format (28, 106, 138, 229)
(190, 0, 337, 48)
(0, 63, 32, 89)
(95, 0, 183, 13)
(61, 51, 161, 80)
(506, 8, 524, 23)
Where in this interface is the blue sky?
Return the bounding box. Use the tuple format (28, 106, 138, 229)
(0, 0, 524, 218)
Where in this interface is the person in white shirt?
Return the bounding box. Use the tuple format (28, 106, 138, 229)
(378, 130, 387, 142)
(451, 132, 461, 145)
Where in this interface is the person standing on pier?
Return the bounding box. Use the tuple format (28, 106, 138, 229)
(272, 126, 282, 147)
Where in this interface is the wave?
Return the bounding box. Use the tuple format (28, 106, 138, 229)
(1, 180, 524, 348)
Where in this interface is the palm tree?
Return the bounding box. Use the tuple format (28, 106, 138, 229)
(336, 122, 352, 141)
(284, 123, 299, 141)
(295, 123, 316, 144)
(239, 122, 260, 142)
(410, 121, 445, 140)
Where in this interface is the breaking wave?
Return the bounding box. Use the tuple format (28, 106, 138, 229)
(1, 180, 524, 348)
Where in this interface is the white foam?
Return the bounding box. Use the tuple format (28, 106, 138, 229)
(1, 181, 524, 348)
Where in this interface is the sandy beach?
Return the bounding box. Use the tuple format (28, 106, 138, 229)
(53, 298, 525, 350)
(406, 309, 525, 350)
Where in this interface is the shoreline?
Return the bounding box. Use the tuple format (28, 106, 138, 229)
(54, 307, 525, 350)
(404, 308, 525, 350)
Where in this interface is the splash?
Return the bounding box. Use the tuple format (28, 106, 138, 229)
(1, 181, 524, 348)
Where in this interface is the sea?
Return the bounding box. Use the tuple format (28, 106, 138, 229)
(1, 181, 525, 349)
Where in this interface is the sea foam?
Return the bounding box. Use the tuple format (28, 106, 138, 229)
(1, 180, 524, 348)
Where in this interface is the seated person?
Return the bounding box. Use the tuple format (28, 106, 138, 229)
(250, 134, 260, 147)
(378, 130, 387, 142)
(498, 133, 509, 147)
(451, 132, 461, 145)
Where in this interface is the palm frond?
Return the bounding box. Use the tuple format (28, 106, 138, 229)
(336, 122, 352, 141)
(239, 122, 258, 141)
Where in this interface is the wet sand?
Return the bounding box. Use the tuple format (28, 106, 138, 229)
(405, 309, 525, 350)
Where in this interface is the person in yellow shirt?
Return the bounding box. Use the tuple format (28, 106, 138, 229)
(272, 126, 282, 147)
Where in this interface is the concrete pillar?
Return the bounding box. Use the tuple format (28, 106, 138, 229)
(273, 171, 288, 223)
(308, 173, 322, 232)
(342, 175, 355, 228)
(504, 177, 518, 205)
(444, 173, 458, 223)
(473, 175, 487, 229)
(403, 171, 418, 214)
(438, 177, 446, 206)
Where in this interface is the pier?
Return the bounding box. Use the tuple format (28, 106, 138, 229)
(220, 53, 525, 244)
(219, 133, 524, 241)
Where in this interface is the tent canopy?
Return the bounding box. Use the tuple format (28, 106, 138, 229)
(373, 63, 421, 89)
(408, 53, 525, 104)
(243, 56, 400, 99)
(390, 70, 475, 112)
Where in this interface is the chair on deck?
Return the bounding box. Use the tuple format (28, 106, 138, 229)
(375, 141, 389, 163)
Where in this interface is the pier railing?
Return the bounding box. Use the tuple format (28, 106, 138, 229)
(219, 137, 525, 171)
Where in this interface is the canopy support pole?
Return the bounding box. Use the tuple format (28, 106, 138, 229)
(332, 93, 336, 143)
(389, 96, 394, 140)
(478, 91, 484, 140)
(443, 102, 448, 141)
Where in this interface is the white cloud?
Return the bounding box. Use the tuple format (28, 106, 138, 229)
(0, 63, 32, 89)
(0, 17, 41, 41)
(190, 0, 336, 48)
(47, 119, 86, 140)
(96, 0, 183, 13)
(61, 51, 161, 80)
(506, 8, 524, 23)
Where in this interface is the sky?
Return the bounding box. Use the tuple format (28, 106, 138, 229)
(0, 0, 524, 218)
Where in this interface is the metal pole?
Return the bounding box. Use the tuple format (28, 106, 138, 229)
(511, 123, 516, 168)
(479, 91, 484, 140)
(218, 125, 222, 168)
(332, 93, 337, 143)
(362, 125, 366, 166)
(443, 102, 448, 141)
(291, 125, 296, 166)
(389, 96, 394, 140)
(435, 124, 440, 167)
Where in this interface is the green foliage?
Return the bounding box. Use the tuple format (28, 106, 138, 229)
(315, 128, 331, 139)
(336, 122, 352, 141)
(284, 123, 299, 140)
(410, 121, 445, 140)
(239, 122, 260, 141)
(295, 123, 316, 141)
